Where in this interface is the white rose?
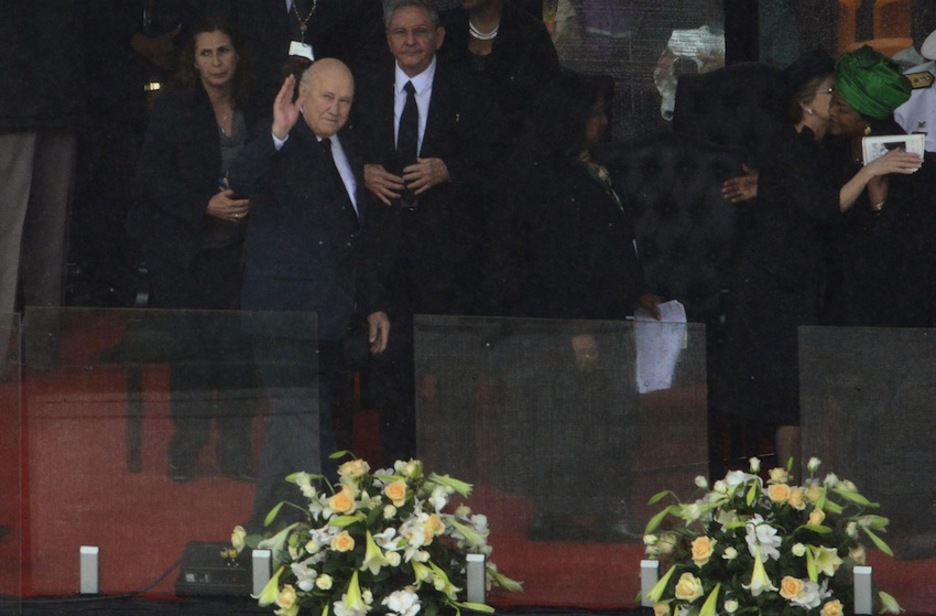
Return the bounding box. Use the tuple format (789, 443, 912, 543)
(749, 457, 761, 473)
(724, 599, 739, 614)
(807, 457, 821, 473)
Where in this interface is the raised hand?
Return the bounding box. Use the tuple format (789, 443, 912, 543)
(272, 74, 306, 140)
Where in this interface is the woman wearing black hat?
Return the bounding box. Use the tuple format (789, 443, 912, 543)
(714, 50, 919, 467)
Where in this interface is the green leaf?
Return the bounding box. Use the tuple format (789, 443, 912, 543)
(644, 506, 674, 535)
(803, 524, 833, 534)
(822, 499, 844, 515)
(648, 490, 675, 505)
(806, 546, 818, 582)
(451, 601, 495, 613)
(264, 501, 285, 527)
(647, 564, 677, 603)
(329, 513, 366, 528)
(699, 583, 721, 616)
(330, 450, 354, 460)
(746, 482, 757, 507)
(831, 486, 875, 506)
(863, 527, 894, 557)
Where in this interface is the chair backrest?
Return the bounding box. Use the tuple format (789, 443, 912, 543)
(602, 132, 746, 320)
(672, 61, 785, 169)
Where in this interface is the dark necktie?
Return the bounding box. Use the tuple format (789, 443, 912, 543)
(396, 81, 419, 207)
(320, 138, 359, 229)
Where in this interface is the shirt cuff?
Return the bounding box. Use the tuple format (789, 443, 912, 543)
(272, 133, 288, 150)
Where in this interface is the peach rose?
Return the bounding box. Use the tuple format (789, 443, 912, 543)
(779, 576, 804, 600)
(691, 536, 717, 567)
(805, 485, 823, 503)
(277, 584, 297, 609)
(329, 487, 356, 514)
(338, 459, 370, 479)
(331, 530, 355, 552)
(769, 467, 789, 484)
(767, 483, 792, 504)
(426, 514, 445, 537)
(385, 480, 407, 507)
(652, 604, 670, 616)
(673, 572, 704, 602)
(820, 599, 844, 616)
(808, 509, 826, 526)
(788, 488, 806, 510)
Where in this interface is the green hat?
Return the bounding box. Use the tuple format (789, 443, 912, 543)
(835, 46, 911, 119)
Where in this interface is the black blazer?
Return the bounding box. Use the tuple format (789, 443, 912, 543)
(439, 1, 560, 139)
(131, 83, 250, 268)
(351, 58, 509, 314)
(228, 120, 384, 341)
(517, 161, 648, 320)
(222, 0, 387, 118)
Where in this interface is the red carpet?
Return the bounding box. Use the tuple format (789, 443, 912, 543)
(0, 315, 934, 612)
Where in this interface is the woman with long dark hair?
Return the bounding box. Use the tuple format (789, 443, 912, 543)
(130, 17, 258, 482)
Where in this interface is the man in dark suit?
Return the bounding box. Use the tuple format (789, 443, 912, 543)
(228, 58, 389, 525)
(352, 0, 508, 465)
(217, 0, 387, 120)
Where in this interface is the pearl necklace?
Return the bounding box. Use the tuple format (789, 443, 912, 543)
(468, 19, 499, 41)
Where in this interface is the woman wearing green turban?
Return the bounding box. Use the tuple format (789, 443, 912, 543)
(825, 45, 931, 327)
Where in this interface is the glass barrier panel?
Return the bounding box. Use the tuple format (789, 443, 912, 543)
(800, 325, 936, 615)
(414, 315, 709, 609)
(0, 312, 21, 612)
(19, 306, 317, 598)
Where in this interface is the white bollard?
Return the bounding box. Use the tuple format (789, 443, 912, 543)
(854, 565, 873, 614)
(640, 559, 659, 607)
(252, 549, 272, 596)
(466, 553, 486, 604)
(79, 546, 99, 594)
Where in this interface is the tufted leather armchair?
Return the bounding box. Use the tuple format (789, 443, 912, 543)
(602, 132, 746, 322)
(671, 61, 785, 170)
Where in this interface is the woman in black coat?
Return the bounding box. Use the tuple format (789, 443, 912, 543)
(439, 0, 560, 143)
(486, 72, 660, 539)
(824, 46, 930, 328)
(488, 72, 660, 320)
(715, 50, 921, 467)
(130, 18, 257, 482)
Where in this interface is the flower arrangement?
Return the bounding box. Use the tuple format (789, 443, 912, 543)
(232, 453, 521, 616)
(642, 457, 901, 616)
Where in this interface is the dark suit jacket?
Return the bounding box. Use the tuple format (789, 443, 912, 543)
(517, 161, 647, 320)
(228, 120, 384, 341)
(439, 1, 560, 140)
(351, 58, 509, 315)
(220, 0, 387, 119)
(131, 82, 251, 269)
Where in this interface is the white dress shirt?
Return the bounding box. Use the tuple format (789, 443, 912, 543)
(393, 58, 436, 155)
